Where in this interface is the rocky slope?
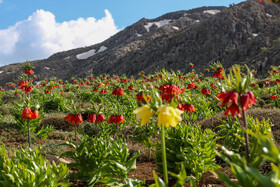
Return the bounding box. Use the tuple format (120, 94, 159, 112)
(0, 0, 279, 85)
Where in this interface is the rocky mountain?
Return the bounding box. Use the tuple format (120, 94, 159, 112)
(0, 0, 280, 85)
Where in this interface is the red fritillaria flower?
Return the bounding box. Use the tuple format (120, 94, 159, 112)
(73, 113, 84, 125)
(18, 80, 28, 88)
(201, 88, 211, 96)
(21, 108, 40, 120)
(224, 103, 241, 118)
(64, 113, 83, 125)
(87, 114, 97, 123)
(136, 93, 151, 103)
(64, 114, 75, 124)
(100, 89, 108, 94)
(30, 110, 40, 120)
(24, 86, 33, 93)
(240, 91, 257, 111)
(187, 82, 196, 89)
(108, 115, 126, 124)
(177, 104, 196, 112)
(112, 88, 124, 96)
(213, 71, 223, 79)
(96, 114, 106, 123)
(128, 85, 136, 91)
(271, 95, 279, 100)
(217, 90, 241, 117)
(24, 69, 34, 75)
(21, 108, 32, 119)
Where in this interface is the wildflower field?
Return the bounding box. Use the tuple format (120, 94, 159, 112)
(1, 62, 280, 186)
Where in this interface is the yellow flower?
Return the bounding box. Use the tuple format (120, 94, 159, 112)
(157, 105, 183, 128)
(133, 105, 154, 126)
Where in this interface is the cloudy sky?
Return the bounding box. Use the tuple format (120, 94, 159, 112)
(0, 0, 245, 66)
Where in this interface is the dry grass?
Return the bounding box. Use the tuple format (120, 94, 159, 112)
(40, 113, 75, 131)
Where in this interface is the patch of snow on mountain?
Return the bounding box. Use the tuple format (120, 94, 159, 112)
(76, 49, 96, 60)
(144, 19, 172, 32)
(64, 56, 71, 60)
(253, 33, 258, 37)
(135, 31, 142, 37)
(173, 26, 179, 30)
(266, 13, 272, 17)
(0, 71, 3, 74)
(195, 20, 200, 23)
(45, 67, 50, 70)
(203, 10, 221, 15)
(97, 46, 107, 53)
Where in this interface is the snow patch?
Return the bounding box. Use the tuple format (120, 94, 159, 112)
(144, 19, 172, 32)
(45, 67, 50, 70)
(203, 10, 221, 15)
(0, 71, 3, 74)
(135, 31, 142, 37)
(97, 46, 107, 53)
(253, 33, 258, 37)
(195, 20, 200, 23)
(64, 56, 71, 60)
(76, 49, 96, 60)
(76, 46, 107, 60)
(172, 26, 179, 30)
(266, 13, 272, 17)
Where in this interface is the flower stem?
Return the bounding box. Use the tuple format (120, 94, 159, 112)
(161, 124, 168, 186)
(27, 119, 31, 149)
(242, 110, 250, 162)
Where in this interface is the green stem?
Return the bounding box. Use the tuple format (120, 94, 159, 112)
(242, 110, 250, 162)
(161, 124, 168, 186)
(27, 119, 31, 149)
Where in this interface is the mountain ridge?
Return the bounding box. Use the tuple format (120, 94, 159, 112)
(0, 0, 279, 85)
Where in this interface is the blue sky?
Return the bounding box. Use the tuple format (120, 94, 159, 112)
(0, 0, 245, 66)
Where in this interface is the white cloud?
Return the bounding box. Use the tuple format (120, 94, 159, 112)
(0, 9, 119, 65)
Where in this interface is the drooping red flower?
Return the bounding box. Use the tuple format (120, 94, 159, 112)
(217, 90, 241, 117)
(158, 84, 184, 95)
(30, 110, 40, 120)
(177, 104, 196, 113)
(217, 90, 239, 107)
(136, 93, 151, 103)
(21, 108, 32, 119)
(224, 103, 240, 118)
(108, 115, 126, 124)
(160, 93, 171, 103)
(112, 88, 124, 96)
(271, 95, 278, 100)
(87, 114, 97, 123)
(18, 80, 28, 88)
(73, 113, 84, 125)
(24, 69, 34, 75)
(96, 114, 106, 123)
(128, 85, 136, 91)
(64, 114, 75, 124)
(201, 88, 211, 95)
(240, 91, 256, 111)
(187, 82, 196, 89)
(24, 86, 33, 93)
(213, 71, 223, 79)
(100, 89, 108, 94)
(184, 104, 196, 113)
